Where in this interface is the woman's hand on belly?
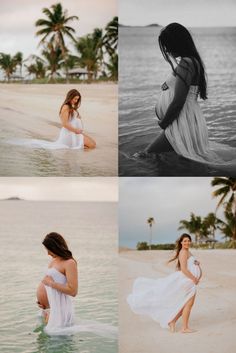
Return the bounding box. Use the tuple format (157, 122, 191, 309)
(42, 275, 55, 287)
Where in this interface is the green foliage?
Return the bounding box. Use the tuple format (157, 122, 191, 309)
(137, 242, 175, 250)
(0, 52, 23, 81)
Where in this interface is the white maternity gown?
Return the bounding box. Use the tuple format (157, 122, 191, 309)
(155, 74, 236, 173)
(8, 115, 84, 150)
(127, 256, 200, 328)
(40, 267, 117, 338)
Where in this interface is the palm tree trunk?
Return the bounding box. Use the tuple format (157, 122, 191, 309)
(149, 226, 152, 250)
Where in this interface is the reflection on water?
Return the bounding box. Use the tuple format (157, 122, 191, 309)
(119, 27, 236, 176)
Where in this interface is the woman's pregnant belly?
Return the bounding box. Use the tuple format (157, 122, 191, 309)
(189, 264, 201, 279)
(37, 282, 49, 309)
(155, 90, 173, 121)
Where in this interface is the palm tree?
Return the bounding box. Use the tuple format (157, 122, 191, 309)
(75, 28, 103, 81)
(217, 208, 236, 247)
(103, 16, 118, 56)
(14, 52, 23, 78)
(41, 42, 63, 81)
(25, 57, 46, 79)
(106, 53, 118, 80)
(178, 213, 202, 244)
(36, 2, 78, 81)
(147, 217, 155, 250)
(35, 3, 78, 55)
(211, 177, 236, 216)
(0, 53, 21, 81)
(202, 212, 221, 240)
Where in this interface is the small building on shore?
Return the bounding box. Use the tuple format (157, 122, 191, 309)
(67, 67, 92, 80)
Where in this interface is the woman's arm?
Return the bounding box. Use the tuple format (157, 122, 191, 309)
(179, 250, 199, 284)
(42, 259, 78, 297)
(60, 106, 83, 134)
(158, 58, 194, 130)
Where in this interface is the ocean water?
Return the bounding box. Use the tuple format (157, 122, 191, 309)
(0, 201, 117, 353)
(0, 118, 115, 177)
(119, 27, 236, 176)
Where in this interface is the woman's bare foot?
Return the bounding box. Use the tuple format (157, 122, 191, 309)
(168, 322, 176, 333)
(181, 328, 197, 333)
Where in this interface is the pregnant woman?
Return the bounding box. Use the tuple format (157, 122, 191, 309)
(9, 89, 96, 150)
(127, 234, 202, 333)
(37, 232, 78, 334)
(138, 23, 236, 173)
(37, 232, 117, 338)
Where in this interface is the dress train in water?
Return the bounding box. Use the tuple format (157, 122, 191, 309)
(37, 267, 117, 338)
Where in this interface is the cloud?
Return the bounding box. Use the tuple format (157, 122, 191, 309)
(119, 177, 225, 247)
(0, 0, 116, 56)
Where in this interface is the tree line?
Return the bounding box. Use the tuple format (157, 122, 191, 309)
(0, 3, 118, 82)
(139, 177, 236, 250)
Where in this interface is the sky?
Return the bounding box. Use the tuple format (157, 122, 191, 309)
(119, 177, 226, 248)
(0, 177, 118, 202)
(0, 0, 117, 57)
(119, 0, 236, 27)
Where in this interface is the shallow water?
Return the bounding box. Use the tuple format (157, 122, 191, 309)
(119, 27, 236, 176)
(0, 201, 117, 353)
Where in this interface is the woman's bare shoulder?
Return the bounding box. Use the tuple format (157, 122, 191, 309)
(179, 249, 188, 258)
(61, 104, 70, 111)
(64, 258, 77, 268)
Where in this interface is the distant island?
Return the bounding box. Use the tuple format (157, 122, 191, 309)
(119, 23, 161, 28)
(3, 196, 24, 201)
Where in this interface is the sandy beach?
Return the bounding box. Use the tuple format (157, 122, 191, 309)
(119, 249, 236, 353)
(0, 83, 117, 176)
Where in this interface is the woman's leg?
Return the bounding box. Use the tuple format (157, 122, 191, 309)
(168, 309, 183, 332)
(145, 132, 174, 154)
(181, 294, 196, 333)
(83, 134, 96, 149)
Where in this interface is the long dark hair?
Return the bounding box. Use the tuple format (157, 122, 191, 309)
(159, 23, 207, 100)
(42, 232, 75, 261)
(168, 233, 192, 270)
(59, 89, 81, 116)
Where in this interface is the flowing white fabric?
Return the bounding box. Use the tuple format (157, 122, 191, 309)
(127, 256, 200, 329)
(8, 116, 84, 150)
(155, 74, 236, 173)
(41, 267, 117, 338)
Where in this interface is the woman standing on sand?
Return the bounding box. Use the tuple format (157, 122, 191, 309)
(37, 232, 78, 334)
(127, 234, 202, 333)
(136, 22, 236, 173)
(8, 89, 96, 150)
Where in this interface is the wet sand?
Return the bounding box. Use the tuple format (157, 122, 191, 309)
(119, 249, 236, 353)
(0, 83, 117, 176)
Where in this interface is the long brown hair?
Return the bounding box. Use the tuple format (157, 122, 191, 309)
(42, 232, 76, 262)
(158, 23, 207, 100)
(59, 89, 81, 116)
(168, 233, 192, 270)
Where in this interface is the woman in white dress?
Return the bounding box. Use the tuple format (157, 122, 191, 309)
(58, 89, 96, 149)
(9, 89, 96, 150)
(36, 232, 117, 338)
(137, 23, 236, 173)
(36, 232, 78, 334)
(127, 234, 202, 333)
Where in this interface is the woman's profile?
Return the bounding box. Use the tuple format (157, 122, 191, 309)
(127, 234, 202, 333)
(8, 89, 96, 150)
(135, 23, 236, 173)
